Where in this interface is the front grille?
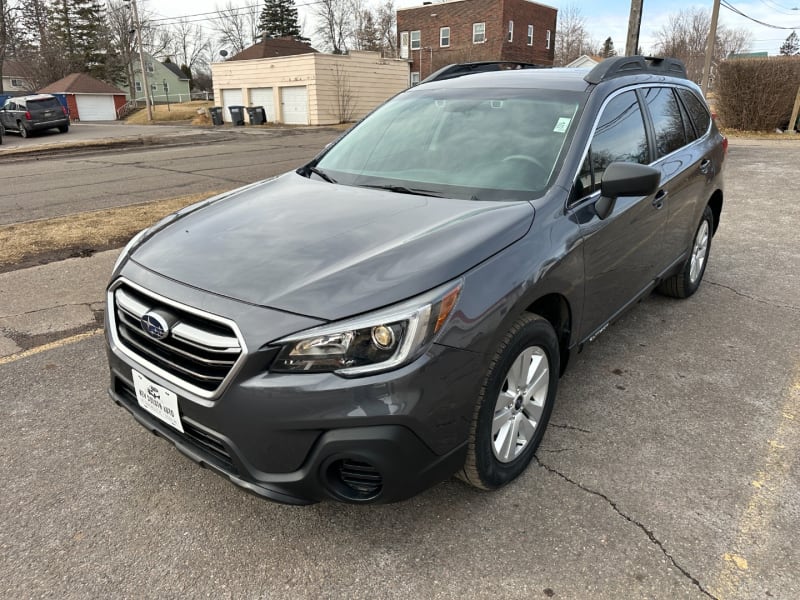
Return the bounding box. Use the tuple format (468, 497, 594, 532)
(111, 282, 242, 395)
(116, 378, 238, 475)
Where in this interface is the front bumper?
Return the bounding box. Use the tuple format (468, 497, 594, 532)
(109, 374, 467, 504)
(105, 267, 483, 504)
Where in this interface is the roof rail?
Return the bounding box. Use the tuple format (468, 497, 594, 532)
(584, 56, 687, 84)
(422, 61, 546, 83)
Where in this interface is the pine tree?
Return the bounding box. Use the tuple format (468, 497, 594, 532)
(601, 37, 616, 58)
(258, 0, 303, 40)
(779, 31, 799, 56)
(50, 0, 111, 76)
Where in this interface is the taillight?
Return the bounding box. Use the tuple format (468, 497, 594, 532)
(62, 106, 68, 116)
(24, 111, 32, 120)
(722, 136, 728, 154)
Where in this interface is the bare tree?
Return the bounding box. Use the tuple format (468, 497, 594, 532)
(211, 1, 260, 55)
(313, 0, 352, 54)
(331, 64, 355, 122)
(376, 0, 396, 57)
(168, 17, 211, 72)
(554, 4, 594, 66)
(654, 7, 751, 83)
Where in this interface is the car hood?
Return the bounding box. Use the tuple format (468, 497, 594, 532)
(131, 172, 534, 320)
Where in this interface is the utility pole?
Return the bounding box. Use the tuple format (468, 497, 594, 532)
(625, 0, 644, 56)
(701, 0, 722, 95)
(125, 0, 152, 121)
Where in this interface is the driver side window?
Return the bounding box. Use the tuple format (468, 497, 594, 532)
(575, 90, 650, 199)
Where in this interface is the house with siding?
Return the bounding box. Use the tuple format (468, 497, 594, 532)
(119, 52, 192, 103)
(211, 39, 409, 125)
(2, 60, 34, 94)
(397, 0, 557, 84)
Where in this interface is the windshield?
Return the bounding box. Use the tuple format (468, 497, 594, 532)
(316, 86, 583, 201)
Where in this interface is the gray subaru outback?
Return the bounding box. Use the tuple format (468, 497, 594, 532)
(105, 56, 726, 504)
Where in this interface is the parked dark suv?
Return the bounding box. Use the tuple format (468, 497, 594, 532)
(0, 94, 70, 137)
(105, 56, 725, 505)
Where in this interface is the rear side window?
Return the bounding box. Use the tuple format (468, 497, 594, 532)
(577, 90, 649, 197)
(642, 87, 687, 159)
(28, 97, 63, 110)
(677, 89, 711, 136)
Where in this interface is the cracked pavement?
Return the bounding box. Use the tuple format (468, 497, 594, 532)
(0, 139, 798, 598)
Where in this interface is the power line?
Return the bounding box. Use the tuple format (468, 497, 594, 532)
(721, 0, 800, 29)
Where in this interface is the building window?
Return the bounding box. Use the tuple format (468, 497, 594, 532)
(473, 22, 486, 44)
(440, 27, 450, 47)
(400, 31, 409, 59)
(151, 83, 158, 92)
(135, 81, 142, 92)
(10, 78, 23, 87)
(410, 72, 420, 86)
(146, 63, 155, 73)
(527, 25, 534, 46)
(546, 30, 551, 49)
(508, 21, 513, 43)
(410, 30, 421, 50)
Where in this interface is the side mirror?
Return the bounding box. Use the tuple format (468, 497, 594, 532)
(595, 162, 661, 219)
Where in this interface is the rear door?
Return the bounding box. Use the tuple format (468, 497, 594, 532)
(27, 96, 64, 123)
(639, 86, 706, 266)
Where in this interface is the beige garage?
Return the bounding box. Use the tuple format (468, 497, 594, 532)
(211, 50, 409, 126)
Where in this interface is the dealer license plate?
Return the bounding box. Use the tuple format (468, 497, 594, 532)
(132, 369, 184, 433)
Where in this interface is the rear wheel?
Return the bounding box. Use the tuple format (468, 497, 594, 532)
(658, 205, 713, 299)
(18, 122, 29, 138)
(58, 124, 69, 133)
(460, 313, 559, 490)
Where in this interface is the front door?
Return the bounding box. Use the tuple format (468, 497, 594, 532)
(571, 90, 667, 341)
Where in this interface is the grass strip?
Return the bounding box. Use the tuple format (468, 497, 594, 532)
(0, 192, 219, 272)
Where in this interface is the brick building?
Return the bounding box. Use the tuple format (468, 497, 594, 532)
(397, 0, 557, 84)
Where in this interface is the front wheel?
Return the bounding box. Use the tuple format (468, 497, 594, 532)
(460, 313, 559, 490)
(658, 205, 713, 299)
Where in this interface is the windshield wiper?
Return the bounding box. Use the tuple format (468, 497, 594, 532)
(306, 166, 337, 183)
(358, 184, 443, 197)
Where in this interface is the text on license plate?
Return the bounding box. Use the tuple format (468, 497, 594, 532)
(132, 369, 184, 433)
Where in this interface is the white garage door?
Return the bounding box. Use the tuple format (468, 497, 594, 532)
(281, 86, 308, 125)
(249, 88, 275, 122)
(76, 95, 116, 121)
(221, 88, 244, 122)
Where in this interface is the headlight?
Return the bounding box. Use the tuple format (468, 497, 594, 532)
(271, 280, 462, 376)
(111, 227, 150, 274)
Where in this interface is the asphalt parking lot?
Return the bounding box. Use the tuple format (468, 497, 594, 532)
(0, 138, 798, 599)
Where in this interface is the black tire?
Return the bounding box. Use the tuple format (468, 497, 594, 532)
(460, 313, 560, 490)
(58, 125, 69, 133)
(18, 122, 29, 138)
(658, 205, 714, 299)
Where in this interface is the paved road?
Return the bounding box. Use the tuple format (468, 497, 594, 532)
(0, 122, 203, 151)
(0, 140, 798, 599)
(0, 124, 341, 225)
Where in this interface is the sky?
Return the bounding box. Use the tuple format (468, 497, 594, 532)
(144, 0, 800, 56)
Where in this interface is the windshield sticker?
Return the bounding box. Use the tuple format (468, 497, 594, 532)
(554, 117, 571, 133)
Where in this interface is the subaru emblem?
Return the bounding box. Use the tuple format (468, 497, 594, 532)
(141, 312, 170, 340)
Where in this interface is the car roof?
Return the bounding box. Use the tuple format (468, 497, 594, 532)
(17, 94, 58, 102)
(419, 68, 593, 92)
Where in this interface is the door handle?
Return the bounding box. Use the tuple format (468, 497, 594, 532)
(699, 158, 712, 174)
(652, 189, 668, 209)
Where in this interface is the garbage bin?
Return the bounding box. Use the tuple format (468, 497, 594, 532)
(247, 106, 267, 125)
(208, 106, 224, 126)
(228, 105, 245, 126)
